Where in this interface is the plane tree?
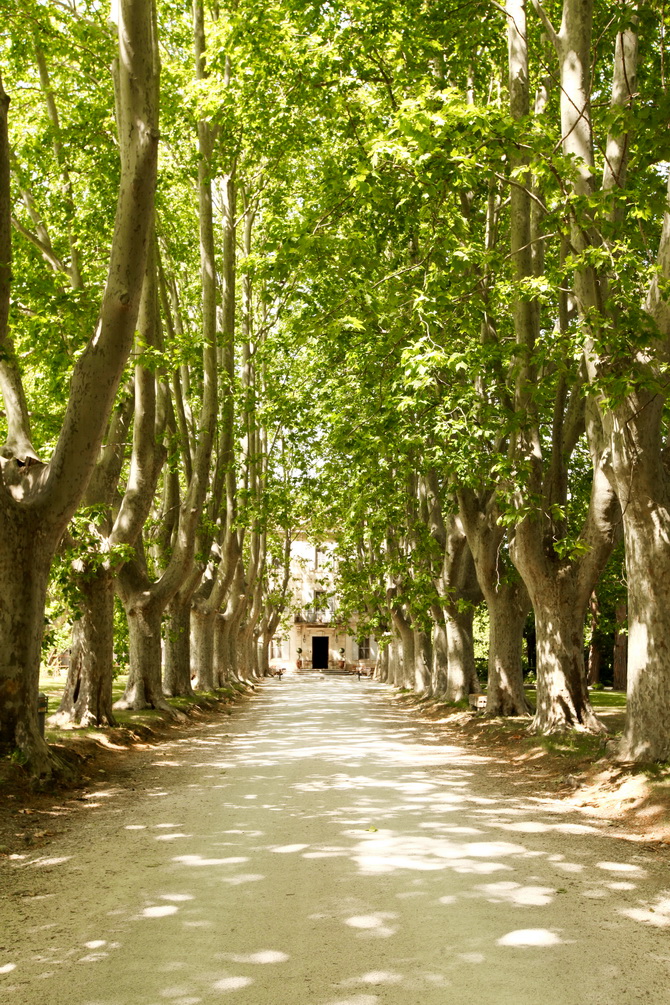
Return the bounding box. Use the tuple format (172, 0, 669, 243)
(0, 0, 160, 774)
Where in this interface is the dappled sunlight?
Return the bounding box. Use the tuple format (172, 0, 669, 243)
(141, 905, 179, 918)
(3, 678, 669, 1005)
(496, 928, 564, 947)
(349, 831, 527, 875)
(619, 895, 670, 927)
(220, 950, 290, 964)
(212, 975, 254, 990)
(341, 969, 404, 986)
(172, 854, 249, 866)
(269, 843, 309, 853)
(596, 860, 646, 876)
(344, 913, 398, 938)
(473, 881, 555, 907)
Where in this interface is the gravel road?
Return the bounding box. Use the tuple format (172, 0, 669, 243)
(1, 676, 669, 1005)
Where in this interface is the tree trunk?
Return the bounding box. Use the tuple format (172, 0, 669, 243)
(530, 579, 605, 734)
(0, 0, 159, 774)
(215, 611, 239, 684)
(524, 616, 537, 677)
(117, 597, 172, 712)
(191, 606, 216, 692)
(0, 523, 55, 774)
(587, 645, 602, 687)
(258, 631, 272, 678)
(458, 488, 531, 716)
(613, 599, 627, 691)
(393, 612, 415, 689)
(386, 631, 401, 686)
(163, 595, 193, 698)
(56, 563, 116, 725)
(375, 643, 389, 683)
(238, 615, 260, 679)
(445, 606, 479, 701)
(431, 612, 449, 696)
(486, 590, 530, 716)
(414, 630, 432, 694)
(616, 492, 670, 760)
(586, 591, 601, 686)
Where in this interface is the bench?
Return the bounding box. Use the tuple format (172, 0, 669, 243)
(468, 693, 487, 711)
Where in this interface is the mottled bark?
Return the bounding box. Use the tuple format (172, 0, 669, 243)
(0, 0, 158, 773)
(391, 608, 415, 689)
(163, 596, 193, 698)
(214, 614, 233, 685)
(56, 564, 116, 726)
(458, 487, 530, 716)
(414, 630, 432, 694)
(191, 607, 216, 692)
(0, 524, 53, 774)
(385, 631, 401, 687)
(119, 597, 172, 712)
(531, 581, 604, 733)
(445, 606, 479, 702)
(486, 591, 530, 716)
(431, 610, 449, 695)
(512, 465, 617, 733)
(375, 643, 389, 683)
(613, 600, 627, 691)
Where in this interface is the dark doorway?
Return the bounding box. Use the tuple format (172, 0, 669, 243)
(312, 636, 329, 669)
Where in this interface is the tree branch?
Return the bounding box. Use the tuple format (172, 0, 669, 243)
(529, 0, 561, 52)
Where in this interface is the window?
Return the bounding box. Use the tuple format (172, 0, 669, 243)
(270, 638, 285, 660)
(357, 637, 371, 659)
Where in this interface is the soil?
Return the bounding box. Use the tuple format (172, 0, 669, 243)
(1, 681, 668, 861)
(395, 693, 670, 847)
(2, 675, 669, 1005)
(0, 690, 252, 859)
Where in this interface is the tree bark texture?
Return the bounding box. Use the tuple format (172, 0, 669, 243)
(486, 590, 530, 716)
(0, 524, 53, 773)
(614, 476, 670, 760)
(57, 563, 116, 726)
(529, 575, 605, 734)
(118, 597, 173, 712)
(414, 630, 432, 694)
(613, 600, 627, 691)
(431, 612, 449, 695)
(191, 607, 216, 692)
(375, 643, 389, 683)
(0, 0, 159, 771)
(391, 608, 415, 689)
(215, 613, 238, 685)
(163, 596, 194, 698)
(445, 606, 479, 702)
(458, 488, 530, 716)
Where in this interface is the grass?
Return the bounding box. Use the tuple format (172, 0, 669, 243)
(524, 731, 608, 761)
(523, 687, 626, 709)
(37, 670, 248, 748)
(587, 689, 627, 708)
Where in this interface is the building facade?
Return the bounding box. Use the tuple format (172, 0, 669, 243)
(269, 535, 378, 672)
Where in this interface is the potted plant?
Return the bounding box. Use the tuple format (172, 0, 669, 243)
(338, 647, 345, 669)
(296, 647, 303, 669)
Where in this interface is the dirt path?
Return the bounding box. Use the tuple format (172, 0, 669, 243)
(2, 677, 669, 1005)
